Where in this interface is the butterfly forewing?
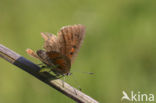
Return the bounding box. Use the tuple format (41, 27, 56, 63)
(58, 24, 85, 63)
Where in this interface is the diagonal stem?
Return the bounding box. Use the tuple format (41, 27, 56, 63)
(0, 44, 99, 103)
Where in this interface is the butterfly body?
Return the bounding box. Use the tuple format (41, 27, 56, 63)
(26, 24, 85, 76)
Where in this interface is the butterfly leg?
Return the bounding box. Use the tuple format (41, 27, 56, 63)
(61, 75, 78, 95)
(38, 63, 44, 66)
(39, 64, 51, 72)
(61, 76, 66, 88)
(37, 63, 46, 68)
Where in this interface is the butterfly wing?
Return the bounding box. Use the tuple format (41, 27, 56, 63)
(46, 51, 71, 74)
(41, 32, 61, 53)
(36, 50, 71, 74)
(39, 32, 71, 74)
(57, 24, 85, 63)
(26, 49, 51, 66)
(26, 48, 39, 59)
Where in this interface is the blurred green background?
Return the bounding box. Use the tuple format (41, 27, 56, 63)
(0, 0, 156, 103)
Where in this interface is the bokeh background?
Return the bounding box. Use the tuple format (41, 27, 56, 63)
(0, 0, 156, 103)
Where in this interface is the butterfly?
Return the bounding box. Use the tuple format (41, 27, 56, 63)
(26, 24, 85, 76)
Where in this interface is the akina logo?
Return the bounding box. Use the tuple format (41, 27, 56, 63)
(121, 91, 154, 102)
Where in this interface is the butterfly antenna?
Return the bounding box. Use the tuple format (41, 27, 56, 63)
(72, 70, 94, 75)
(81, 71, 94, 75)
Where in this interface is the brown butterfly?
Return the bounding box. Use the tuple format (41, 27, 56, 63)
(26, 24, 85, 76)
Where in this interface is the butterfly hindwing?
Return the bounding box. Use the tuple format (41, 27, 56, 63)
(36, 50, 71, 74)
(41, 33, 60, 53)
(46, 51, 71, 74)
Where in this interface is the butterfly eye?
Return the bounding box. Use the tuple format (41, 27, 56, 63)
(70, 52, 73, 55)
